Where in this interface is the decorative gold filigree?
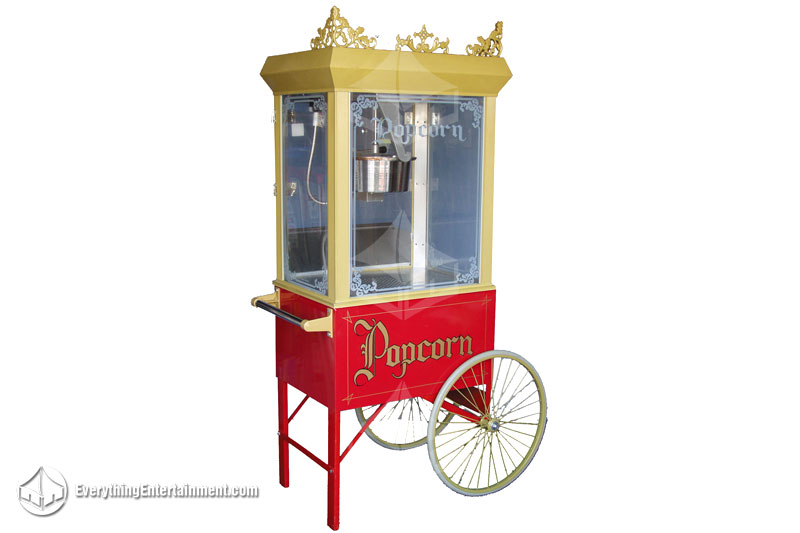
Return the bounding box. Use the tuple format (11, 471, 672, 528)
(310, 6, 377, 50)
(395, 25, 450, 54)
(466, 21, 503, 57)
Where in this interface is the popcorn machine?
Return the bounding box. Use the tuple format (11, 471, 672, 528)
(252, 7, 546, 529)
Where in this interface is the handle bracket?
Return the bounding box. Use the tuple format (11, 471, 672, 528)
(251, 291, 280, 307)
(301, 310, 333, 337)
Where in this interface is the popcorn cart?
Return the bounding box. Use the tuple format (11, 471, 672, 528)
(252, 7, 546, 529)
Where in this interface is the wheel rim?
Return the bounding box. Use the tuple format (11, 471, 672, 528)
(356, 399, 454, 451)
(427, 350, 547, 495)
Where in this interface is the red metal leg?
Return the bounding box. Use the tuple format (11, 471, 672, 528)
(327, 406, 340, 530)
(277, 379, 289, 488)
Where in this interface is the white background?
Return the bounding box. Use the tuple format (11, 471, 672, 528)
(2, 0, 799, 531)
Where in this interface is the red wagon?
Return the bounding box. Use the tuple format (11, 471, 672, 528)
(252, 8, 547, 529)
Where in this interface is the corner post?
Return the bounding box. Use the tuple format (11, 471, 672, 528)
(480, 96, 497, 285)
(330, 91, 351, 304)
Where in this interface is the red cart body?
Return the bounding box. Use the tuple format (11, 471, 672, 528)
(277, 288, 496, 411)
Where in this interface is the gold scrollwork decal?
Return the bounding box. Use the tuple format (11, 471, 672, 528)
(352, 319, 473, 385)
(466, 21, 503, 57)
(395, 25, 450, 54)
(352, 319, 387, 384)
(310, 6, 377, 50)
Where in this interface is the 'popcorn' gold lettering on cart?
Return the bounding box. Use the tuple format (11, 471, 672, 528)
(352, 319, 473, 385)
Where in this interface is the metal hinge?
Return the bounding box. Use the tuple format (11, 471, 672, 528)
(271, 109, 276, 124)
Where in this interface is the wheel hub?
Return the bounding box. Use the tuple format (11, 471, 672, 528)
(480, 416, 501, 432)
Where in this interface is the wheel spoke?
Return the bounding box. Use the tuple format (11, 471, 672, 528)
(497, 362, 521, 409)
(397, 399, 408, 420)
(404, 403, 412, 442)
(468, 430, 490, 488)
(452, 380, 482, 416)
(495, 430, 525, 461)
(498, 427, 533, 449)
(486, 433, 500, 487)
(436, 424, 481, 453)
(415, 399, 426, 424)
(490, 357, 503, 413)
(385, 401, 401, 419)
(498, 383, 536, 418)
(437, 424, 478, 436)
(358, 398, 448, 450)
(495, 375, 534, 417)
(494, 432, 511, 476)
(468, 365, 487, 414)
(495, 433, 521, 476)
(499, 425, 538, 439)
(456, 431, 487, 485)
(500, 398, 541, 419)
(441, 428, 484, 470)
(501, 412, 539, 423)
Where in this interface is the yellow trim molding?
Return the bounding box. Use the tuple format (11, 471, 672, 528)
(273, 279, 496, 309)
(274, 280, 336, 307)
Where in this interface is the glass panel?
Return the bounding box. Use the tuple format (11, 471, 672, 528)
(350, 93, 483, 297)
(282, 94, 328, 295)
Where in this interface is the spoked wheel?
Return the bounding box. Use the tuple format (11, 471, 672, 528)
(356, 399, 455, 450)
(427, 350, 547, 495)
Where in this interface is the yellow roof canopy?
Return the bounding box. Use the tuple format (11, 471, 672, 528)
(261, 47, 512, 96)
